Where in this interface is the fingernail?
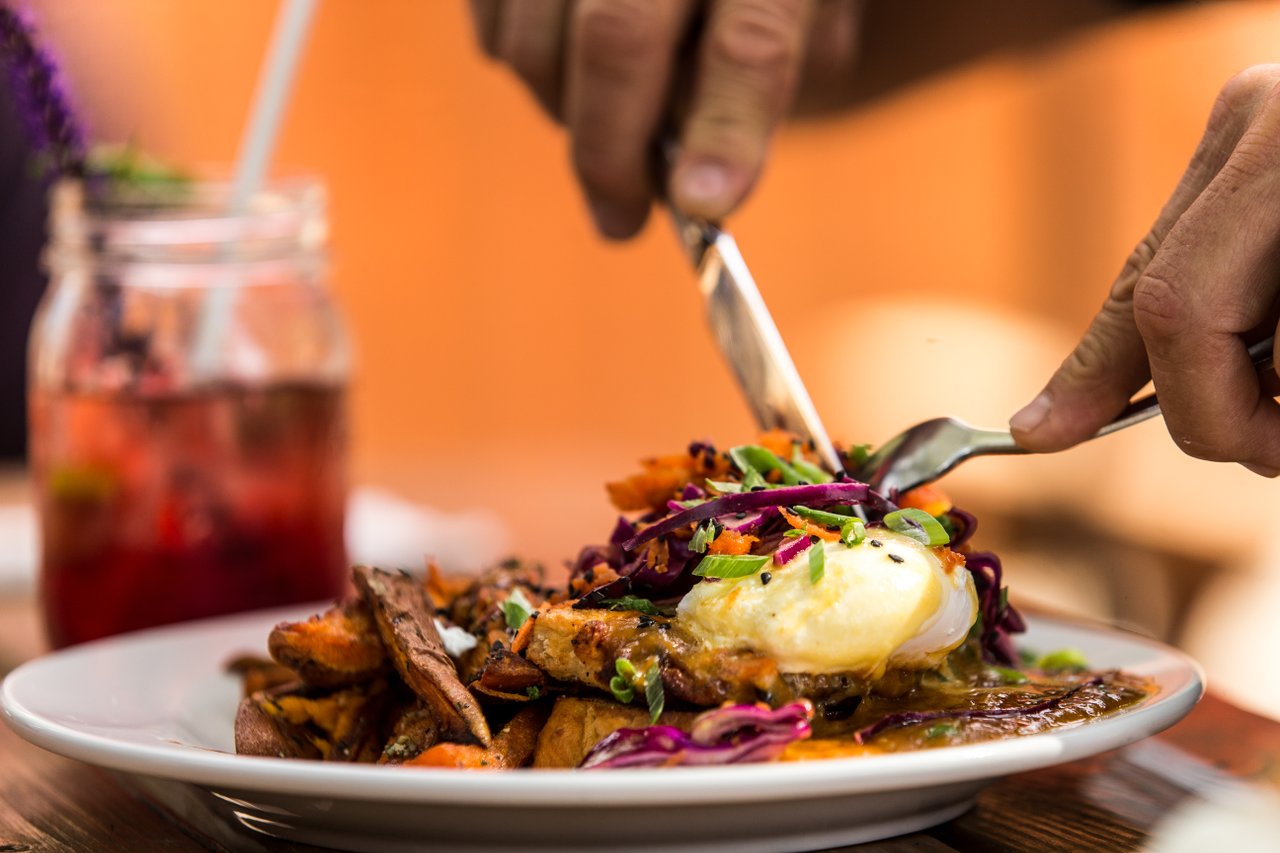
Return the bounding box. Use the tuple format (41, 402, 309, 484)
(1010, 392, 1052, 434)
(676, 160, 731, 209)
(588, 199, 636, 239)
(1242, 463, 1280, 478)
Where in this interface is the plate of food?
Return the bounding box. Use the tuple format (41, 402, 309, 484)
(1, 434, 1203, 853)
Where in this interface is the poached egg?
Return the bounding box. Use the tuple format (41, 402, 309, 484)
(675, 529, 977, 678)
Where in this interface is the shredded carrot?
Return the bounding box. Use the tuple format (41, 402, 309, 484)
(707, 529, 759, 555)
(509, 603, 545, 654)
(778, 508, 841, 542)
(898, 484, 953, 516)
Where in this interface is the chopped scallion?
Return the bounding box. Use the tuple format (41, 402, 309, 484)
(692, 554, 770, 579)
(809, 542, 825, 584)
(706, 479, 744, 494)
(689, 521, 717, 554)
(644, 661, 665, 723)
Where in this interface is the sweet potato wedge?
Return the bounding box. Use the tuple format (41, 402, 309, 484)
(531, 696, 696, 769)
(407, 703, 551, 769)
(379, 699, 441, 765)
(234, 686, 322, 760)
(237, 679, 392, 762)
(267, 597, 389, 688)
(225, 654, 300, 697)
(353, 565, 492, 747)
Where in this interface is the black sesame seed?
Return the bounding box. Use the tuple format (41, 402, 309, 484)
(583, 568, 595, 582)
(760, 572, 773, 585)
(736, 512, 747, 519)
(809, 535, 821, 544)
(870, 539, 883, 548)
(750, 485, 767, 492)
(889, 553, 905, 563)
(637, 616, 656, 629)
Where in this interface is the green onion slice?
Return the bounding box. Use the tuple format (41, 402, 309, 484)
(609, 675, 635, 704)
(730, 445, 804, 486)
(692, 554, 770, 579)
(884, 508, 951, 546)
(808, 542, 825, 584)
(689, 521, 717, 554)
(644, 662, 665, 723)
(599, 596, 661, 615)
(1037, 648, 1089, 672)
(706, 479, 744, 494)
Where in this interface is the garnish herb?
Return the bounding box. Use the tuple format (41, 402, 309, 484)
(693, 554, 770, 579)
(783, 528, 806, 538)
(729, 445, 804, 486)
(706, 479, 744, 494)
(526, 685, 542, 700)
(840, 518, 866, 546)
(689, 521, 717, 554)
(500, 587, 534, 631)
(884, 508, 951, 546)
(599, 596, 661, 616)
(788, 505, 854, 529)
(1037, 648, 1089, 672)
(610, 658, 637, 704)
(845, 443, 872, 468)
(808, 541, 825, 584)
(644, 661, 665, 724)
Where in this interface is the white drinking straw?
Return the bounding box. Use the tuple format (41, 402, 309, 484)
(190, 0, 319, 379)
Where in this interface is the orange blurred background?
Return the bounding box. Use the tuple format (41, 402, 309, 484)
(23, 0, 1280, 711)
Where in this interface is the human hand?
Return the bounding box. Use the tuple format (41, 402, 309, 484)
(1009, 65, 1280, 476)
(469, 0, 862, 238)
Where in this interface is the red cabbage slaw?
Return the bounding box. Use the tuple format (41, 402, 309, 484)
(580, 701, 814, 769)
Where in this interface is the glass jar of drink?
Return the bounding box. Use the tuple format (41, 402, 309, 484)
(30, 177, 350, 648)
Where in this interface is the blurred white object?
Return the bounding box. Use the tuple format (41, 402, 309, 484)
(1181, 534, 1280, 722)
(0, 503, 38, 594)
(344, 486, 508, 574)
(1143, 785, 1280, 853)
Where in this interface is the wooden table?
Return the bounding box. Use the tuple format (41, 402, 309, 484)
(2, 595, 1278, 853)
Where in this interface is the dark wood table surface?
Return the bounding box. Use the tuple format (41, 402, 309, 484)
(2, 594, 1279, 853)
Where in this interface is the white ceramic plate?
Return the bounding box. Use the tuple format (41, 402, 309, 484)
(1, 607, 1202, 853)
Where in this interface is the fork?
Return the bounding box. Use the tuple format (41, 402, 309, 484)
(853, 334, 1277, 496)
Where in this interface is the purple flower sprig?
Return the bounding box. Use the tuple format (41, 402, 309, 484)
(0, 3, 85, 178)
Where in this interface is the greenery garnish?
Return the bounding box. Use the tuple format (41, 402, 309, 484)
(808, 541, 825, 584)
(692, 554, 770, 579)
(884, 508, 951, 546)
(599, 596, 661, 615)
(644, 661, 665, 724)
(500, 587, 534, 631)
(1037, 648, 1089, 672)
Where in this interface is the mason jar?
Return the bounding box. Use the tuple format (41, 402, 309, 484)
(29, 177, 350, 648)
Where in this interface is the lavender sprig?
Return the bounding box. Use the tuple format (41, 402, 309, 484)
(0, 3, 85, 177)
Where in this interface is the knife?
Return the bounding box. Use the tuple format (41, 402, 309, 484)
(669, 205, 845, 476)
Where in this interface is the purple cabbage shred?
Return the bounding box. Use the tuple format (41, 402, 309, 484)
(580, 700, 814, 769)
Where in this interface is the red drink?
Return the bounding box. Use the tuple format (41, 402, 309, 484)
(32, 383, 348, 647)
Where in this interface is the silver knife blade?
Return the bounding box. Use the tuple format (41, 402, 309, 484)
(672, 208, 844, 475)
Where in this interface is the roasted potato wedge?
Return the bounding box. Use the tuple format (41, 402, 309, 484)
(267, 597, 389, 688)
(353, 565, 492, 747)
(407, 703, 551, 769)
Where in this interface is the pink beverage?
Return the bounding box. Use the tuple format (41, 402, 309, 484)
(32, 385, 347, 647)
(30, 178, 351, 647)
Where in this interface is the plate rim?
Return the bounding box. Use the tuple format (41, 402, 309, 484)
(1, 607, 1205, 807)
